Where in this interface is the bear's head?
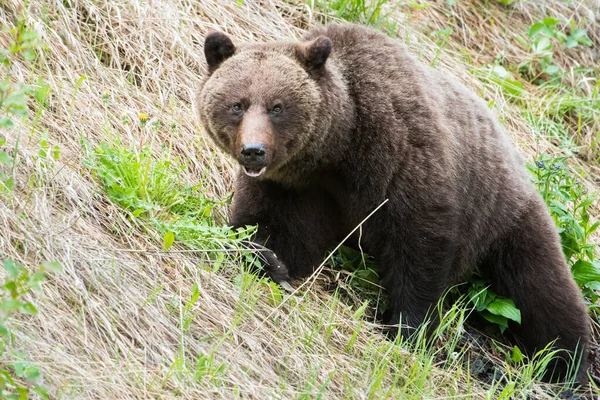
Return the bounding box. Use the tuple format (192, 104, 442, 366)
(197, 32, 333, 179)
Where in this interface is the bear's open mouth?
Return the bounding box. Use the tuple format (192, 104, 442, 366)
(243, 166, 267, 178)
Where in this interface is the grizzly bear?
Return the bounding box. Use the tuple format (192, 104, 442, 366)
(196, 24, 591, 382)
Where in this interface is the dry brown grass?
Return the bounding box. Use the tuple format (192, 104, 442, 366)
(392, 0, 600, 181)
(0, 0, 598, 398)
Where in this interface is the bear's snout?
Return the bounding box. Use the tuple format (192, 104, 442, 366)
(236, 111, 274, 178)
(240, 143, 266, 165)
(239, 143, 267, 178)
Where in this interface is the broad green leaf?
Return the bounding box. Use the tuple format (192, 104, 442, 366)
(11, 361, 27, 377)
(40, 261, 62, 272)
(32, 385, 49, 399)
(1, 299, 23, 311)
(20, 302, 38, 314)
(528, 22, 551, 39)
(4, 177, 13, 190)
(34, 77, 51, 105)
(28, 272, 48, 291)
(25, 365, 41, 382)
(3, 259, 20, 278)
(20, 30, 39, 42)
(481, 310, 508, 332)
(528, 22, 544, 38)
(0, 151, 12, 164)
(0, 118, 14, 128)
(468, 285, 490, 311)
(571, 260, 600, 287)
(565, 37, 578, 48)
(0, 323, 8, 337)
(543, 65, 561, 75)
(511, 345, 524, 363)
(486, 297, 521, 323)
(163, 231, 175, 250)
(352, 268, 380, 290)
(532, 37, 552, 53)
(570, 29, 592, 46)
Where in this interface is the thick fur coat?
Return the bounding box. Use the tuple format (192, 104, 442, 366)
(197, 24, 591, 381)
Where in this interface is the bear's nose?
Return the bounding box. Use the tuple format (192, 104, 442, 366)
(240, 143, 266, 165)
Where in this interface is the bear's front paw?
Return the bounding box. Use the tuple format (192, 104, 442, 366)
(259, 250, 293, 291)
(242, 240, 294, 292)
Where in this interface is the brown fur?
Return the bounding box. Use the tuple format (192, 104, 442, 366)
(197, 24, 591, 382)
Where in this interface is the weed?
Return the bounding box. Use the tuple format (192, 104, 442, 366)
(528, 154, 600, 312)
(475, 64, 526, 102)
(83, 138, 255, 252)
(308, 0, 398, 35)
(430, 27, 453, 66)
(0, 259, 62, 399)
(0, 19, 49, 192)
(529, 82, 600, 162)
(310, 0, 389, 24)
(519, 17, 592, 83)
(466, 280, 521, 333)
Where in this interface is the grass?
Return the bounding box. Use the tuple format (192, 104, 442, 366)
(0, 0, 598, 398)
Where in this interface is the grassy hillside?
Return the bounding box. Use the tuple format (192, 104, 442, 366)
(0, 0, 599, 398)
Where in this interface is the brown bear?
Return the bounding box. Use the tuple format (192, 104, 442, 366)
(196, 23, 591, 382)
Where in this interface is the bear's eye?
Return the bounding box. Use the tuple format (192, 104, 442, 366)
(270, 104, 283, 115)
(231, 103, 243, 114)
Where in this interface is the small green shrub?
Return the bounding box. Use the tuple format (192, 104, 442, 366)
(466, 280, 521, 333)
(308, 0, 398, 35)
(83, 139, 255, 250)
(519, 17, 592, 82)
(310, 0, 389, 24)
(0, 19, 49, 193)
(475, 65, 526, 101)
(528, 154, 600, 312)
(0, 259, 62, 399)
(83, 135, 263, 290)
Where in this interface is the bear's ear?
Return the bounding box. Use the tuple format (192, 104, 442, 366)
(204, 32, 236, 74)
(296, 36, 333, 72)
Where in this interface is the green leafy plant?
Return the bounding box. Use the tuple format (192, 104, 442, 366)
(308, 0, 399, 35)
(475, 64, 526, 101)
(83, 137, 256, 267)
(0, 259, 62, 399)
(520, 17, 593, 82)
(528, 154, 600, 311)
(467, 279, 521, 333)
(0, 19, 50, 192)
(0, 19, 45, 126)
(429, 27, 452, 66)
(311, 0, 389, 24)
(333, 246, 381, 292)
(333, 246, 522, 333)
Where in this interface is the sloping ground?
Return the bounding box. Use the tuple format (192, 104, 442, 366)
(0, 0, 598, 398)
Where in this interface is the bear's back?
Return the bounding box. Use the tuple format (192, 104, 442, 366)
(307, 24, 537, 267)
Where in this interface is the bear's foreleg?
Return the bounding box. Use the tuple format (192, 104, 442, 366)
(229, 178, 341, 284)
